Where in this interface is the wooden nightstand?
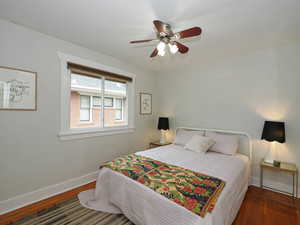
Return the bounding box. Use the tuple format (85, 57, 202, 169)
(149, 141, 171, 149)
(260, 160, 298, 198)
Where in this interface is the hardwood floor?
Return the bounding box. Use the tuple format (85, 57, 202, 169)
(0, 184, 299, 225)
(233, 186, 300, 225)
(0, 182, 96, 225)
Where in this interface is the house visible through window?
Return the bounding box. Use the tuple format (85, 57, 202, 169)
(69, 65, 129, 129)
(80, 95, 91, 122)
(58, 54, 135, 139)
(104, 97, 113, 107)
(93, 96, 101, 107)
(104, 80, 126, 127)
(115, 98, 123, 120)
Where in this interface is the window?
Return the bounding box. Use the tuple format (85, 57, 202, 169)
(70, 73, 128, 128)
(104, 80, 127, 127)
(80, 95, 91, 121)
(115, 98, 123, 120)
(91, 96, 114, 108)
(59, 53, 135, 140)
(93, 96, 101, 107)
(68, 62, 132, 129)
(104, 97, 113, 107)
(70, 74, 102, 128)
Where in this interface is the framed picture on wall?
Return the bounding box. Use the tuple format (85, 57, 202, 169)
(0, 66, 37, 111)
(140, 92, 152, 115)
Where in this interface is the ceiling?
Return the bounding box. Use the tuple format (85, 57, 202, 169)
(0, 0, 300, 72)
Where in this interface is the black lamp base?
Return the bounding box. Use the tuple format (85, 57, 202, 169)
(273, 160, 281, 167)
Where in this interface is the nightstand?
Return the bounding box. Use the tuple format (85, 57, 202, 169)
(260, 160, 298, 198)
(149, 141, 171, 149)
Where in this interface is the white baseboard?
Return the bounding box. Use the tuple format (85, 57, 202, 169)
(0, 171, 98, 215)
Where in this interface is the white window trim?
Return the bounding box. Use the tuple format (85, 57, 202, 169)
(58, 52, 136, 140)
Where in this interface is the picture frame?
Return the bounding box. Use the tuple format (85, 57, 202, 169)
(140, 92, 152, 115)
(0, 66, 37, 111)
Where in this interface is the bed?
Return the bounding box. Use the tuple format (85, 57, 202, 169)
(79, 127, 252, 225)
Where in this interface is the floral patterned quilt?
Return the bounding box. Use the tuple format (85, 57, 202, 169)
(101, 154, 226, 217)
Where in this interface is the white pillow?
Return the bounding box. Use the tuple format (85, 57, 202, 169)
(206, 131, 239, 155)
(184, 135, 216, 153)
(174, 129, 205, 146)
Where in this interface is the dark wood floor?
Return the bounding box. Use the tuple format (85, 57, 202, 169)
(0, 182, 96, 225)
(1, 184, 299, 225)
(233, 186, 300, 225)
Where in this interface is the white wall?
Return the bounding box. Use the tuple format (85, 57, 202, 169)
(158, 42, 300, 196)
(0, 19, 159, 202)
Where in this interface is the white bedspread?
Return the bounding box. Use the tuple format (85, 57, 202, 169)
(79, 144, 250, 225)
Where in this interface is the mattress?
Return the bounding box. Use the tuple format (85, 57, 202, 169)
(79, 144, 250, 225)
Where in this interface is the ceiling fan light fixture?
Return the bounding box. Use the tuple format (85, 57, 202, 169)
(130, 20, 202, 57)
(168, 43, 178, 54)
(158, 49, 166, 56)
(157, 41, 166, 52)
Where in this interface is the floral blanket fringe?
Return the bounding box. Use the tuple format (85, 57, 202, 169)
(101, 154, 226, 217)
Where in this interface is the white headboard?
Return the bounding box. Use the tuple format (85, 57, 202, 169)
(176, 127, 252, 162)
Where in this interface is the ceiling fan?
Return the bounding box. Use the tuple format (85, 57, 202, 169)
(130, 20, 202, 57)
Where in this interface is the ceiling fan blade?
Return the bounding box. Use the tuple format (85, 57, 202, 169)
(130, 39, 156, 44)
(174, 41, 189, 54)
(176, 27, 202, 39)
(150, 48, 158, 58)
(153, 20, 165, 33)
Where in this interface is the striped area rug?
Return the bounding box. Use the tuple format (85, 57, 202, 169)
(13, 198, 134, 225)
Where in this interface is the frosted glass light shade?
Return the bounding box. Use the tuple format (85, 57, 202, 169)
(169, 43, 178, 54)
(157, 41, 166, 52)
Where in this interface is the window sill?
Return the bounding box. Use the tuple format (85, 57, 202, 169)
(58, 126, 135, 141)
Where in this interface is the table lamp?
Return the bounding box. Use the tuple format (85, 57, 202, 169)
(158, 117, 169, 144)
(261, 121, 285, 167)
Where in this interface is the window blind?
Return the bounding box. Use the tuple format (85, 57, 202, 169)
(67, 62, 132, 83)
